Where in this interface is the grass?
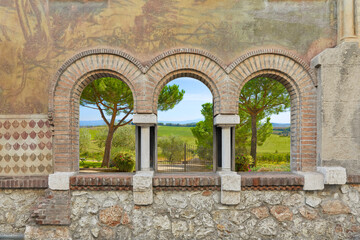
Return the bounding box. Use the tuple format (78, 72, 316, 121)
(79, 160, 102, 168)
(251, 162, 291, 172)
(257, 134, 290, 153)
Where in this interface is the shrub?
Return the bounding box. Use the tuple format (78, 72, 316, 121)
(112, 153, 135, 172)
(235, 154, 253, 172)
(257, 153, 290, 164)
(158, 136, 185, 162)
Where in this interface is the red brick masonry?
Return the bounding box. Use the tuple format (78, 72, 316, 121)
(0, 176, 48, 189)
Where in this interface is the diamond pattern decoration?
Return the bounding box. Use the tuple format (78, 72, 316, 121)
(21, 143, 28, 150)
(12, 120, 19, 128)
(13, 143, 20, 151)
(29, 143, 37, 150)
(30, 153, 37, 161)
(4, 133, 11, 140)
(38, 131, 45, 139)
(45, 131, 52, 138)
(38, 142, 45, 150)
(29, 120, 36, 128)
(1, 118, 53, 175)
(37, 120, 44, 128)
(30, 131, 37, 139)
(21, 131, 28, 139)
(13, 132, 20, 140)
(21, 153, 28, 162)
(4, 121, 11, 129)
(21, 120, 27, 128)
(13, 154, 19, 162)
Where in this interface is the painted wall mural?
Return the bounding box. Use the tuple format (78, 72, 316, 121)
(0, 0, 336, 114)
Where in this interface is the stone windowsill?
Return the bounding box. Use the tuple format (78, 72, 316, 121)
(4, 172, 359, 190)
(69, 171, 305, 191)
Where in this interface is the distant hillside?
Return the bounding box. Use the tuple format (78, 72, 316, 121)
(272, 123, 290, 128)
(80, 119, 290, 128)
(80, 120, 107, 127)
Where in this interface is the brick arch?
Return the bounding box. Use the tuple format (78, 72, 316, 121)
(229, 53, 316, 172)
(146, 53, 227, 115)
(50, 52, 142, 172)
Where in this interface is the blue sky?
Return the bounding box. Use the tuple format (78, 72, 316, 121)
(80, 77, 290, 123)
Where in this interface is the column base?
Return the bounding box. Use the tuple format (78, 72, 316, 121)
(218, 171, 241, 205)
(295, 171, 324, 190)
(133, 171, 154, 205)
(48, 172, 76, 190)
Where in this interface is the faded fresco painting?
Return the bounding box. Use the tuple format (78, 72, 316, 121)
(0, 0, 336, 114)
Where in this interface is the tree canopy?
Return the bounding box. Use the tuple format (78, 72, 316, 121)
(191, 77, 290, 167)
(80, 77, 185, 167)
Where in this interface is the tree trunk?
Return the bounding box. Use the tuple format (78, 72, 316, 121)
(250, 115, 257, 166)
(101, 127, 115, 167)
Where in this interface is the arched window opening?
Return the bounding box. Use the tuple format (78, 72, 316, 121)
(235, 77, 291, 172)
(156, 77, 214, 173)
(79, 77, 135, 173)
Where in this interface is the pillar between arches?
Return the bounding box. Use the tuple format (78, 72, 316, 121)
(214, 114, 241, 205)
(132, 114, 157, 205)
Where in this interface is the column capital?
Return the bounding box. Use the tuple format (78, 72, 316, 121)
(133, 113, 157, 126)
(214, 114, 240, 126)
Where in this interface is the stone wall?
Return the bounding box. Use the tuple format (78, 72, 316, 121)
(0, 189, 44, 234)
(66, 185, 360, 240)
(312, 42, 360, 175)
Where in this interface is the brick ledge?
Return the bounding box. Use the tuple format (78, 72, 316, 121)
(241, 172, 304, 187)
(0, 176, 48, 189)
(67, 172, 308, 191)
(348, 175, 360, 183)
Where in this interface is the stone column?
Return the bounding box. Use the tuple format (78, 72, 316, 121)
(339, 0, 357, 42)
(132, 114, 157, 205)
(140, 125, 151, 171)
(214, 114, 241, 205)
(221, 126, 232, 171)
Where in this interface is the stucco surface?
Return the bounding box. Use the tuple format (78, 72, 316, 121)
(0, 0, 336, 114)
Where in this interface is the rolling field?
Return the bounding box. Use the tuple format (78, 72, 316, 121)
(81, 125, 290, 154)
(80, 125, 291, 172)
(257, 134, 290, 153)
(157, 126, 196, 145)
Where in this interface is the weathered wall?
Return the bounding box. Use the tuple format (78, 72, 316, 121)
(312, 42, 360, 175)
(0, 0, 336, 114)
(24, 186, 360, 239)
(0, 189, 44, 234)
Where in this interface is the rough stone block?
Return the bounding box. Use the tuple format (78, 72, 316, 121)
(295, 172, 324, 190)
(133, 171, 154, 205)
(24, 225, 71, 240)
(317, 167, 347, 185)
(218, 171, 241, 205)
(48, 172, 76, 190)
